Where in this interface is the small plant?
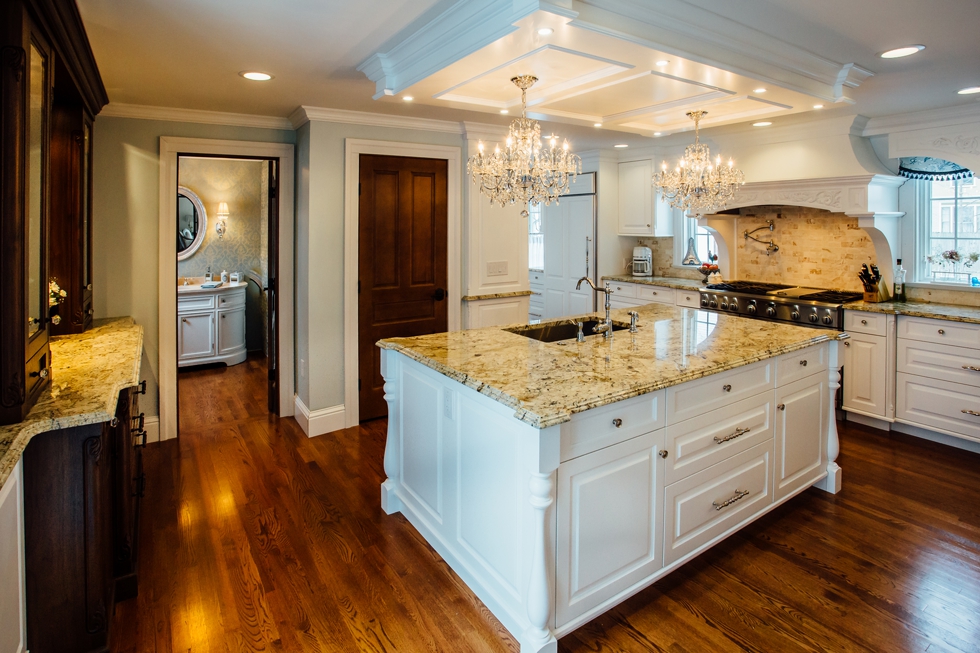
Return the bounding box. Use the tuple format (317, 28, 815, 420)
(927, 250, 980, 268)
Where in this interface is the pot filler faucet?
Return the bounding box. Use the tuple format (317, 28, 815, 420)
(576, 277, 615, 338)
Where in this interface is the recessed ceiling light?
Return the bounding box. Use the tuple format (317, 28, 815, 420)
(403, 96, 414, 101)
(813, 104, 824, 109)
(958, 86, 980, 95)
(753, 88, 767, 94)
(879, 45, 925, 59)
(655, 60, 669, 66)
(653, 132, 662, 136)
(753, 121, 772, 127)
(614, 144, 629, 148)
(537, 27, 553, 36)
(500, 109, 509, 114)
(240, 71, 272, 81)
(594, 122, 602, 127)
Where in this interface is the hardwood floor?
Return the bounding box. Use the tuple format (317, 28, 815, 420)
(112, 360, 980, 652)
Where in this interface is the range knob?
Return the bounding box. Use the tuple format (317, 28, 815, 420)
(701, 296, 709, 307)
(729, 300, 739, 312)
(765, 305, 776, 317)
(709, 299, 718, 308)
(790, 310, 800, 321)
(808, 312, 819, 323)
(822, 315, 834, 325)
(747, 302, 758, 315)
(720, 301, 729, 310)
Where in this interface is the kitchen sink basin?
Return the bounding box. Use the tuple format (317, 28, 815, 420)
(506, 320, 628, 343)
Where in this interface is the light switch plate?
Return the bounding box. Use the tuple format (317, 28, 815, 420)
(487, 261, 508, 277)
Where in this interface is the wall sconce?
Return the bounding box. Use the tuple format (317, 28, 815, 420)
(215, 201, 229, 238)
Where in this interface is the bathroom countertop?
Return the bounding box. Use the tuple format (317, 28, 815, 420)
(177, 280, 247, 295)
(601, 275, 705, 291)
(0, 317, 144, 491)
(845, 300, 980, 324)
(379, 303, 838, 429)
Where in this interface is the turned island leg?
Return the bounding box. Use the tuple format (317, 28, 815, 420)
(380, 350, 403, 514)
(814, 341, 843, 494)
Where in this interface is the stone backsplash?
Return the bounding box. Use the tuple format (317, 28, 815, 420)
(636, 236, 704, 280)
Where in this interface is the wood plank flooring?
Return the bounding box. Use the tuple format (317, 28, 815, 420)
(112, 357, 980, 652)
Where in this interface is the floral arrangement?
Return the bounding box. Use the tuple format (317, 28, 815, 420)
(49, 278, 67, 306)
(698, 253, 720, 280)
(927, 250, 980, 268)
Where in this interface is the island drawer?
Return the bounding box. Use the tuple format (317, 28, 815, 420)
(666, 360, 773, 424)
(898, 316, 980, 350)
(675, 291, 701, 308)
(665, 392, 773, 485)
(177, 295, 215, 312)
(776, 342, 828, 387)
(636, 286, 674, 304)
(897, 338, 980, 388)
(561, 390, 665, 462)
(664, 440, 773, 566)
(607, 282, 636, 298)
(843, 310, 888, 337)
(896, 373, 980, 442)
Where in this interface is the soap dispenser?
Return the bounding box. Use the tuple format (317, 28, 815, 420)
(205, 266, 212, 282)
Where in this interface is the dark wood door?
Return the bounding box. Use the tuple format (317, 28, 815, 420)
(358, 154, 448, 421)
(266, 159, 280, 414)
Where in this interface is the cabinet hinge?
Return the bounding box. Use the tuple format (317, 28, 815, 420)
(358, 280, 361, 294)
(358, 379, 362, 391)
(358, 182, 362, 196)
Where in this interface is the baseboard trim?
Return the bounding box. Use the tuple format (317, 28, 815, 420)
(891, 420, 980, 455)
(844, 411, 892, 431)
(144, 416, 164, 443)
(293, 396, 346, 437)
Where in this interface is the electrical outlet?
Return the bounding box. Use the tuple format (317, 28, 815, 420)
(444, 389, 454, 419)
(486, 261, 508, 277)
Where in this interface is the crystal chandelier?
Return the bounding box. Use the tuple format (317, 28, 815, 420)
(654, 110, 744, 216)
(467, 75, 581, 217)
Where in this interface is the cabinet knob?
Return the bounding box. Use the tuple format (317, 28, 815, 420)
(612, 418, 623, 428)
(182, 318, 188, 323)
(646, 224, 651, 228)
(799, 359, 807, 366)
(658, 449, 668, 459)
(652, 291, 657, 295)
(87, 308, 94, 315)
(938, 329, 945, 335)
(221, 314, 225, 319)
(722, 384, 732, 392)
(777, 403, 785, 411)
(86, 283, 93, 291)
(861, 319, 867, 325)
(843, 341, 850, 347)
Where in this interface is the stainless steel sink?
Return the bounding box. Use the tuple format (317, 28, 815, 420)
(506, 320, 628, 343)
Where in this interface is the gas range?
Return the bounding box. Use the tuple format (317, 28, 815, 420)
(698, 281, 862, 330)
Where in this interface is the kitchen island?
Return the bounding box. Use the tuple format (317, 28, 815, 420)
(378, 303, 843, 652)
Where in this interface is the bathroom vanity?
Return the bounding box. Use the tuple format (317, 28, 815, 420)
(177, 281, 247, 367)
(378, 303, 843, 652)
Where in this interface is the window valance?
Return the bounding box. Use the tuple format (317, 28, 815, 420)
(898, 156, 973, 181)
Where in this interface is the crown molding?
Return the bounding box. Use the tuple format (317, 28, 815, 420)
(98, 102, 293, 130)
(291, 105, 471, 134)
(863, 103, 980, 137)
(461, 120, 510, 142)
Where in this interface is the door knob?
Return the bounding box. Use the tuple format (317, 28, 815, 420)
(432, 288, 446, 301)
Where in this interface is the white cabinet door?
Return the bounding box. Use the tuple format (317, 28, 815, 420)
(773, 373, 826, 502)
(618, 160, 653, 235)
(556, 429, 665, 628)
(0, 460, 25, 653)
(542, 196, 596, 319)
(178, 312, 214, 360)
(842, 333, 886, 417)
(217, 308, 246, 355)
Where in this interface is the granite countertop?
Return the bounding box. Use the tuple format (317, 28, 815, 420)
(845, 300, 980, 324)
(177, 280, 247, 295)
(379, 304, 837, 429)
(0, 317, 144, 490)
(601, 274, 705, 291)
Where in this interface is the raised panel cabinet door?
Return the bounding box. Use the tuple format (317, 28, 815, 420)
(842, 333, 886, 417)
(178, 313, 214, 360)
(617, 160, 653, 235)
(556, 428, 665, 628)
(773, 373, 826, 502)
(217, 308, 246, 355)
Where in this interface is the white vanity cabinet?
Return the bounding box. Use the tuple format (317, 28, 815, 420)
(177, 283, 247, 367)
(842, 310, 895, 420)
(0, 461, 26, 653)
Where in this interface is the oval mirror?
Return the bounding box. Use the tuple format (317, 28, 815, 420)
(177, 186, 207, 260)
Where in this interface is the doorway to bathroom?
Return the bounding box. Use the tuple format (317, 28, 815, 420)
(158, 137, 295, 442)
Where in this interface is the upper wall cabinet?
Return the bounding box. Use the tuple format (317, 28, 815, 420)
(0, 0, 107, 424)
(617, 160, 674, 237)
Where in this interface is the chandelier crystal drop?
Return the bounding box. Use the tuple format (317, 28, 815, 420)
(654, 110, 744, 217)
(467, 75, 581, 218)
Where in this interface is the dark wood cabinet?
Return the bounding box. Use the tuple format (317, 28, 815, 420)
(0, 0, 106, 424)
(23, 384, 145, 653)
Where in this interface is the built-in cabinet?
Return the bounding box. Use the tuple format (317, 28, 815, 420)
(841, 310, 895, 420)
(603, 281, 698, 310)
(177, 284, 247, 367)
(617, 160, 674, 237)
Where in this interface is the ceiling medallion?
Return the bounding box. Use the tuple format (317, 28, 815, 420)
(467, 75, 580, 217)
(654, 110, 744, 217)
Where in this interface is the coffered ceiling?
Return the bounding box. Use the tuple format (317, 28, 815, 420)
(77, 0, 980, 146)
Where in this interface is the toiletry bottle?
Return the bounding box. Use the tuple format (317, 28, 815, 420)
(221, 269, 229, 284)
(893, 259, 906, 302)
(205, 266, 212, 282)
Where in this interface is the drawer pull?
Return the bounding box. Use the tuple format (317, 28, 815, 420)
(939, 329, 945, 335)
(722, 384, 732, 392)
(843, 341, 850, 347)
(799, 359, 808, 367)
(714, 427, 750, 444)
(777, 403, 785, 411)
(861, 319, 868, 325)
(658, 449, 668, 459)
(612, 418, 623, 428)
(29, 368, 48, 379)
(963, 366, 980, 372)
(652, 291, 658, 295)
(962, 409, 980, 417)
(713, 489, 750, 511)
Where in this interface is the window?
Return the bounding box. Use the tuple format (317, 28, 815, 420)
(682, 216, 718, 265)
(528, 203, 544, 271)
(922, 177, 980, 284)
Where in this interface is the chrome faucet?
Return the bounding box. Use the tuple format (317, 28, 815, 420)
(576, 277, 615, 339)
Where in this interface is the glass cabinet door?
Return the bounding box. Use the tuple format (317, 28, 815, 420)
(27, 42, 47, 339)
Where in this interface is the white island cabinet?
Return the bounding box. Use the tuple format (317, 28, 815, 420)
(379, 304, 842, 652)
(0, 460, 25, 653)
